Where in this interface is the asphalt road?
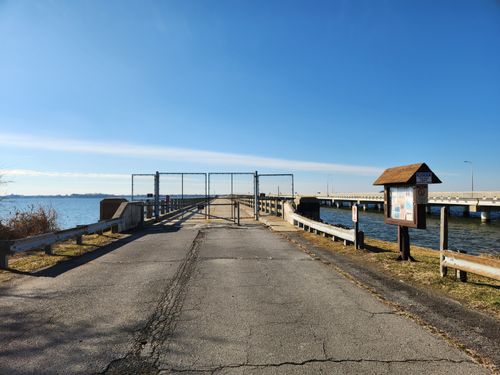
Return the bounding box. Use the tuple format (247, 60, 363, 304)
(0, 201, 490, 374)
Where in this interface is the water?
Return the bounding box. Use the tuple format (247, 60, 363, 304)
(1, 197, 499, 256)
(321, 206, 500, 256)
(0, 197, 104, 229)
(0, 195, 201, 230)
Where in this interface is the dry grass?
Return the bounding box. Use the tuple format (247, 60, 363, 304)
(0, 231, 126, 283)
(0, 205, 59, 240)
(300, 232, 500, 319)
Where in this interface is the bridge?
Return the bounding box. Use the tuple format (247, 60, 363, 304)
(0, 196, 495, 374)
(309, 191, 500, 222)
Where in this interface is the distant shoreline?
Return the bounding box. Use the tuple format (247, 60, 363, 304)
(0, 194, 126, 199)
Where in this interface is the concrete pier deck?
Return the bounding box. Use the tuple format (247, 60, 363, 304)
(0, 199, 489, 374)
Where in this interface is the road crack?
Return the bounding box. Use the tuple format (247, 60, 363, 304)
(166, 357, 474, 374)
(100, 230, 205, 375)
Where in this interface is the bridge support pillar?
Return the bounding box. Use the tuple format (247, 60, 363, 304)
(377, 203, 382, 212)
(336, 202, 341, 208)
(481, 210, 491, 223)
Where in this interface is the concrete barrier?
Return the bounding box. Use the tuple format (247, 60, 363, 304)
(112, 201, 144, 232)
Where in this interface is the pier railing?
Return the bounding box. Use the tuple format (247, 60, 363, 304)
(140, 197, 208, 219)
(239, 197, 362, 247)
(282, 201, 361, 247)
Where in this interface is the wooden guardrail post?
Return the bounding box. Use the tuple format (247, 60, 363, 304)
(440, 206, 448, 277)
(44, 245, 53, 255)
(0, 241, 10, 269)
(456, 250, 468, 282)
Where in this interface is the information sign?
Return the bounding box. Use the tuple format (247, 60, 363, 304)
(389, 186, 414, 221)
(352, 205, 358, 223)
(416, 172, 432, 185)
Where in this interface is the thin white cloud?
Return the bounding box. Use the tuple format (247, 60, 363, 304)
(0, 133, 383, 175)
(0, 169, 130, 179)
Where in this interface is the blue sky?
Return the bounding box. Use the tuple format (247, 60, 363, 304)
(0, 0, 499, 195)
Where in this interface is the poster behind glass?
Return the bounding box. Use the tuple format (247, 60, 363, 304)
(389, 186, 414, 221)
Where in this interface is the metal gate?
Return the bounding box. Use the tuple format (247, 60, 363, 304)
(130, 171, 294, 221)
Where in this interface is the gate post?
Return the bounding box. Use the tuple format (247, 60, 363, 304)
(254, 171, 259, 220)
(154, 171, 160, 221)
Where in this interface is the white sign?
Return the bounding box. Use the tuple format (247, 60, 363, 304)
(416, 172, 432, 185)
(352, 205, 358, 223)
(389, 186, 414, 221)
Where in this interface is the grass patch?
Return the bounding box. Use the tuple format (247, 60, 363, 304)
(300, 232, 500, 319)
(0, 231, 126, 282)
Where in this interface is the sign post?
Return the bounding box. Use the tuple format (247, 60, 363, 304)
(352, 204, 359, 249)
(374, 163, 441, 261)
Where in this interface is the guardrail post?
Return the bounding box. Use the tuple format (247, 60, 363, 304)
(0, 254, 7, 269)
(44, 245, 53, 255)
(440, 207, 448, 277)
(0, 241, 10, 269)
(357, 231, 364, 250)
(75, 225, 85, 245)
(456, 250, 468, 282)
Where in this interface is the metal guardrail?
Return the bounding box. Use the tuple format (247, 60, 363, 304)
(0, 198, 207, 269)
(289, 212, 357, 246)
(439, 206, 500, 282)
(241, 197, 362, 248)
(0, 218, 123, 269)
(440, 250, 500, 282)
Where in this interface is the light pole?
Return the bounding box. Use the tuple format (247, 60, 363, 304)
(327, 175, 333, 197)
(464, 161, 474, 198)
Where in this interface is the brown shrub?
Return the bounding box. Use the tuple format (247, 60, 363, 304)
(0, 205, 59, 240)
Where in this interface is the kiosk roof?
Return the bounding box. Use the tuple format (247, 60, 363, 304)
(373, 163, 441, 185)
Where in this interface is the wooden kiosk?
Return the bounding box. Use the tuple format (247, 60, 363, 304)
(373, 163, 441, 261)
